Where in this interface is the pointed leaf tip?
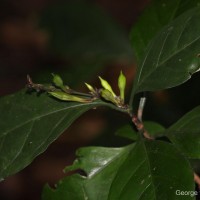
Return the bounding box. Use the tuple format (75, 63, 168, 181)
(98, 76, 116, 97)
(118, 70, 126, 101)
(85, 82, 95, 93)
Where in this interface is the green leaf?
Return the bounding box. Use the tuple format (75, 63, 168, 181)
(115, 122, 165, 141)
(42, 140, 194, 200)
(42, 145, 133, 200)
(130, 0, 200, 62)
(0, 90, 110, 180)
(39, 1, 133, 65)
(115, 125, 138, 141)
(144, 121, 165, 138)
(165, 106, 200, 159)
(132, 7, 200, 96)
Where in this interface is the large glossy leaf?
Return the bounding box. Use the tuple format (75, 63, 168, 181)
(42, 145, 132, 200)
(42, 139, 194, 200)
(39, 1, 133, 65)
(0, 90, 111, 180)
(130, 0, 200, 62)
(131, 7, 200, 96)
(165, 106, 200, 159)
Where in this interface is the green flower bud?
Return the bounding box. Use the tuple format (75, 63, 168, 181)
(118, 71, 126, 102)
(100, 89, 118, 105)
(85, 82, 95, 93)
(52, 73, 64, 88)
(99, 76, 116, 97)
(49, 91, 90, 103)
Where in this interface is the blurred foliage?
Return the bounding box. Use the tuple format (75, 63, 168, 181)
(39, 1, 133, 64)
(35, 0, 134, 86)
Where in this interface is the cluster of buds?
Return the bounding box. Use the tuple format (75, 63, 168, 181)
(97, 71, 126, 108)
(27, 71, 127, 108)
(49, 74, 92, 103)
(83, 71, 127, 108)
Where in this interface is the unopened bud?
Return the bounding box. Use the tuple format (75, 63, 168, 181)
(49, 91, 90, 103)
(99, 76, 116, 97)
(85, 82, 95, 93)
(52, 73, 64, 88)
(118, 71, 126, 102)
(100, 89, 118, 105)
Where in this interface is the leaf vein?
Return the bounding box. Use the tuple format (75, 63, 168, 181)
(4, 120, 34, 172)
(0, 102, 99, 138)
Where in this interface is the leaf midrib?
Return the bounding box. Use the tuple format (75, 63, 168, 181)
(142, 140, 157, 200)
(136, 11, 200, 91)
(0, 101, 105, 138)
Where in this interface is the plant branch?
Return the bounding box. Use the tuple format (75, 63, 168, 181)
(131, 114, 153, 140)
(131, 96, 153, 140)
(194, 173, 200, 189)
(26, 75, 56, 92)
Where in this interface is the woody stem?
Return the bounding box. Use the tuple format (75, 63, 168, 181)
(131, 114, 153, 140)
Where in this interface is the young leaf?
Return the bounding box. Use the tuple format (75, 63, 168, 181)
(165, 106, 200, 159)
(131, 7, 200, 97)
(0, 90, 110, 180)
(42, 140, 194, 200)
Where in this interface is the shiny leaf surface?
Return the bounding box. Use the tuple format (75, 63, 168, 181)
(0, 90, 109, 180)
(42, 145, 132, 200)
(132, 7, 200, 95)
(42, 140, 194, 200)
(130, 0, 200, 62)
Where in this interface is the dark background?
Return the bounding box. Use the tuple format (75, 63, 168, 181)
(1, 0, 200, 199)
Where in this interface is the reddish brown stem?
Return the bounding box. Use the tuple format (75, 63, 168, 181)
(194, 173, 200, 189)
(132, 114, 154, 140)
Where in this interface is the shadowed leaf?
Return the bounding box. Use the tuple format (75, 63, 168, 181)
(166, 106, 200, 159)
(42, 140, 194, 200)
(0, 90, 111, 180)
(130, 0, 200, 62)
(132, 7, 200, 96)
